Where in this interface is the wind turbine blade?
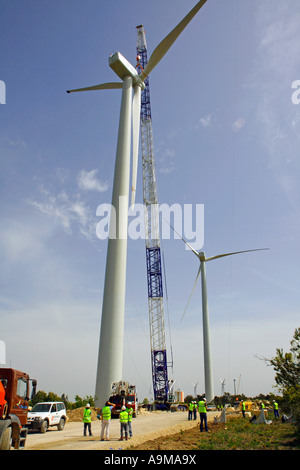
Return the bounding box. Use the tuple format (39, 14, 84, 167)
(205, 248, 269, 262)
(142, 0, 208, 78)
(131, 85, 141, 207)
(167, 222, 199, 257)
(181, 265, 201, 321)
(66, 82, 123, 93)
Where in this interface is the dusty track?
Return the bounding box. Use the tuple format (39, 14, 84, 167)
(24, 411, 219, 450)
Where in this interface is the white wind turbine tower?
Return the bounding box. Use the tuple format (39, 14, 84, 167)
(174, 230, 269, 404)
(67, 0, 209, 407)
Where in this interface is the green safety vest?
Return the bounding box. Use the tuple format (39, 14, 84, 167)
(189, 403, 194, 411)
(261, 403, 265, 409)
(198, 401, 206, 413)
(126, 407, 133, 422)
(83, 408, 92, 423)
(102, 406, 111, 420)
(274, 402, 278, 410)
(119, 410, 128, 423)
(242, 402, 245, 411)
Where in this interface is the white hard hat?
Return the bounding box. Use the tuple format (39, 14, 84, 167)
(121, 405, 126, 410)
(86, 403, 90, 408)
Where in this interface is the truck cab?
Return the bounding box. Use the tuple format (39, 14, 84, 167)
(0, 368, 37, 450)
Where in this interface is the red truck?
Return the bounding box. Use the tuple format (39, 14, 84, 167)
(109, 380, 138, 418)
(0, 368, 37, 450)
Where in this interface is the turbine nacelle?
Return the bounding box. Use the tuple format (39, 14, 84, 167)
(109, 52, 145, 90)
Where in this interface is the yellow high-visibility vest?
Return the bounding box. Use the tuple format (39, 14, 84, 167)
(102, 406, 111, 420)
(119, 410, 128, 423)
(83, 408, 92, 423)
(198, 401, 206, 413)
(126, 407, 133, 422)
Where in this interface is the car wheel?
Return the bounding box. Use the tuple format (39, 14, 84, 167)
(0, 426, 11, 450)
(57, 418, 65, 431)
(40, 420, 48, 433)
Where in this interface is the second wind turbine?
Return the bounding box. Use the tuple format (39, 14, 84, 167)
(178, 234, 269, 403)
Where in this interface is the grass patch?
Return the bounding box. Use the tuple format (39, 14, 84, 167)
(130, 414, 300, 451)
(194, 417, 299, 450)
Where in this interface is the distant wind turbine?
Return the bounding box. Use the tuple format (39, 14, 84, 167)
(220, 377, 226, 396)
(172, 227, 269, 403)
(67, 0, 209, 407)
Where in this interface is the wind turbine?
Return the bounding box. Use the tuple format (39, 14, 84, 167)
(67, 0, 209, 407)
(173, 228, 268, 403)
(220, 378, 226, 396)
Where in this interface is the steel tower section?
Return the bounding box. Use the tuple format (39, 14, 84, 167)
(136, 25, 169, 403)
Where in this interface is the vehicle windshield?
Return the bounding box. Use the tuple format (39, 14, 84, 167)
(31, 403, 51, 412)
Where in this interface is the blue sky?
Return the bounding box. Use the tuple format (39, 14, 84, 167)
(0, 0, 299, 402)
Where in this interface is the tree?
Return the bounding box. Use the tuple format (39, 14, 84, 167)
(266, 327, 300, 431)
(268, 328, 300, 391)
(31, 390, 47, 406)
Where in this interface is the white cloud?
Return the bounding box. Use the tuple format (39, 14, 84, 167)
(29, 192, 97, 242)
(27, 168, 110, 241)
(198, 113, 213, 128)
(232, 117, 245, 132)
(77, 169, 109, 192)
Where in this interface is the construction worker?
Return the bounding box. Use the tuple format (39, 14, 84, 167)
(119, 405, 129, 441)
(126, 402, 133, 438)
(83, 403, 92, 437)
(188, 401, 194, 420)
(100, 401, 114, 441)
(241, 400, 246, 418)
(273, 400, 279, 418)
(198, 398, 208, 432)
(193, 401, 197, 420)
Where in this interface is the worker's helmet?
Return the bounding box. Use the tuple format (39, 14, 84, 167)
(86, 403, 90, 408)
(121, 406, 126, 410)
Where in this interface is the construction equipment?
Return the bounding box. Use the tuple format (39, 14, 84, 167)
(136, 25, 171, 405)
(0, 368, 37, 450)
(108, 380, 138, 418)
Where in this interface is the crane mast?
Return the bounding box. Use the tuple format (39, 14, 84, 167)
(136, 25, 169, 403)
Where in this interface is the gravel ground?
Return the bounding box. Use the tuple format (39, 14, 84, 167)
(24, 410, 220, 450)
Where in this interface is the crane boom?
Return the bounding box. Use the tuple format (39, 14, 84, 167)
(136, 25, 169, 403)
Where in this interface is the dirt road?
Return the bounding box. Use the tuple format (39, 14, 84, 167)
(25, 411, 220, 450)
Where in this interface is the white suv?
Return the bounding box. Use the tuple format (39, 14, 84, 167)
(26, 402, 68, 433)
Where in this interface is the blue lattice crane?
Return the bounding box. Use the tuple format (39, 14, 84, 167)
(136, 25, 171, 404)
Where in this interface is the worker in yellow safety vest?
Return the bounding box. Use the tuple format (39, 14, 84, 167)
(241, 400, 246, 418)
(119, 406, 129, 441)
(126, 402, 134, 438)
(83, 403, 92, 437)
(198, 398, 208, 432)
(273, 400, 279, 418)
(188, 401, 194, 420)
(100, 401, 114, 441)
(193, 401, 197, 420)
